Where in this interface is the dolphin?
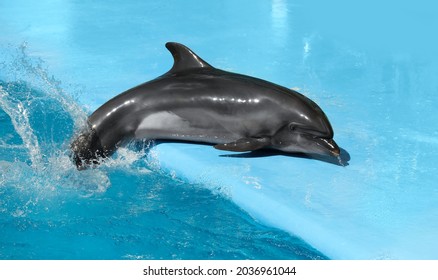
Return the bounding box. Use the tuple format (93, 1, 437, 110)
(71, 42, 340, 169)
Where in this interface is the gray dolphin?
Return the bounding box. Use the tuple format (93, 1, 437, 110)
(71, 42, 340, 169)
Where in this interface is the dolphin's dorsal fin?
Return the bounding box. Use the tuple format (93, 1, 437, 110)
(166, 42, 213, 73)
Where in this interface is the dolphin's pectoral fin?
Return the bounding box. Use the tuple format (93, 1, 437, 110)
(214, 137, 271, 152)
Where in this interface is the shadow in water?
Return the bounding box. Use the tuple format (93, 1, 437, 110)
(219, 148, 351, 167)
(153, 140, 350, 167)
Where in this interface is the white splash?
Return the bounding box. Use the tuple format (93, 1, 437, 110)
(0, 85, 42, 168)
(243, 175, 262, 190)
(303, 37, 312, 61)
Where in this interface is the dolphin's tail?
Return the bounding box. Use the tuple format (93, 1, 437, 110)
(70, 123, 107, 169)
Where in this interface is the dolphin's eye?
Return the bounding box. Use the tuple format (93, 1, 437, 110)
(289, 123, 320, 135)
(289, 122, 305, 132)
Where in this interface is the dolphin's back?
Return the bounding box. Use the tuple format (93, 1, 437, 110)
(130, 69, 286, 143)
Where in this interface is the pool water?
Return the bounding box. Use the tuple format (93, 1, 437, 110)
(1, 0, 438, 259)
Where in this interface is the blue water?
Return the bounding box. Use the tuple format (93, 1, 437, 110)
(1, 0, 438, 259)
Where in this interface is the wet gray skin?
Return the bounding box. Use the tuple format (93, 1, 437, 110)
(71, 42, 340, 169)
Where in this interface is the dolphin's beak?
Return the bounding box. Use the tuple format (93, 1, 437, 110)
(314, 137, 340, 157)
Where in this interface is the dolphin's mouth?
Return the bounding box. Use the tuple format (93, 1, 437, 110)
(313, 137, 340, 157)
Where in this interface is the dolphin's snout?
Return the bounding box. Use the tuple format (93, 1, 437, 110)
(314, 137, 340, 157)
